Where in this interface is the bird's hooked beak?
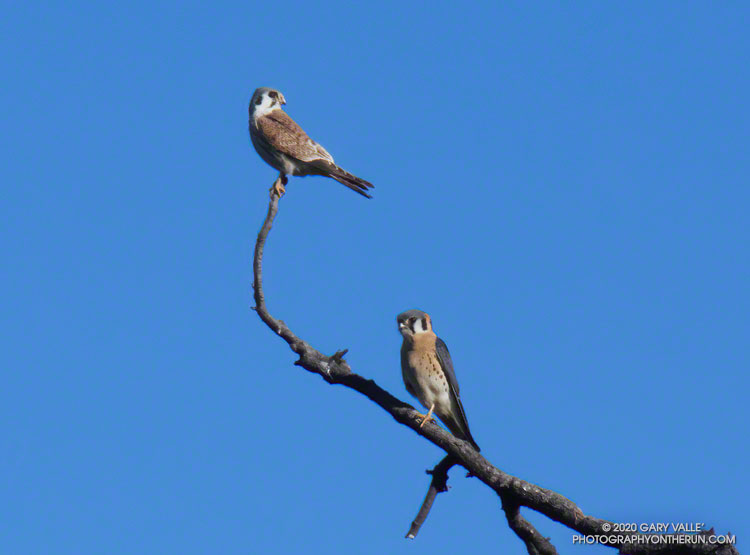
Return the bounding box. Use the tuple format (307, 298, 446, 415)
(278, 93, 286, 105)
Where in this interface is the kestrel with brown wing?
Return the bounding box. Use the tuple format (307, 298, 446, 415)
(248, 87, 374, 199)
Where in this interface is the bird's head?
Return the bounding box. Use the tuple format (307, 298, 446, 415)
(397, 309, 433, 338)
(249, 87, 286, 117)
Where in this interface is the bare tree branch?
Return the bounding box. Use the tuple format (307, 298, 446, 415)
(501, 496, 558, 555)
(405, 455, 456, 539)
(252, 189, 739, 555)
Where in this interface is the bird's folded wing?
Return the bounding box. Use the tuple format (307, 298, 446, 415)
(435, 337, 460, 395)
(435, 337, 478, 449)
(258, 111, 335, 164)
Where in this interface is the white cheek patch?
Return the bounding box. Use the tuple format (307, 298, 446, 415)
(254, 95, 277, 117)
(412, 319, 426, 333)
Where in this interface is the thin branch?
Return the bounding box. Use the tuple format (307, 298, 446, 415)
(501, 496, 558, 555)
(252, 183, 343, 381)
(405, 455, 456, 539)
(251, 188, 739, 555)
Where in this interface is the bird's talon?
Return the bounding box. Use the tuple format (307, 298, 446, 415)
(269, 179, 286, 198)
(414, 412, 437, 428)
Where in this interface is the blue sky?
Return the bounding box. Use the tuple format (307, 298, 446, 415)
(2, 1, 748, 554)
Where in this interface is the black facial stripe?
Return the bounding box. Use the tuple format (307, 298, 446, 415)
(421, 318, 428, 331)
(255, 96, 262, 105)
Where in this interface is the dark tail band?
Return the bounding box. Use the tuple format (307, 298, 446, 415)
(328, 166, 374, 199)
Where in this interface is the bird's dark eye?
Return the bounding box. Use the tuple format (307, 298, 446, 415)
(269, 91, 278, 99)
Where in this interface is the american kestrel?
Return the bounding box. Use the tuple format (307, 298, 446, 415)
(248, 87, 374, 199)
(397, 310, 480, 451)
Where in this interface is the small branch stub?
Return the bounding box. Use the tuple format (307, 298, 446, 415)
(330, 349, 349, 364)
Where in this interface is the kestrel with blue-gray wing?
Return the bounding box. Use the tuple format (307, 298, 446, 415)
(397, 310, 480, 451)
(248, 87, 374, 198)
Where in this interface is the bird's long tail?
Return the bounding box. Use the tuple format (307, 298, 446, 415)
(445, 412, 481, 452)
(328, 165, 374, 199)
